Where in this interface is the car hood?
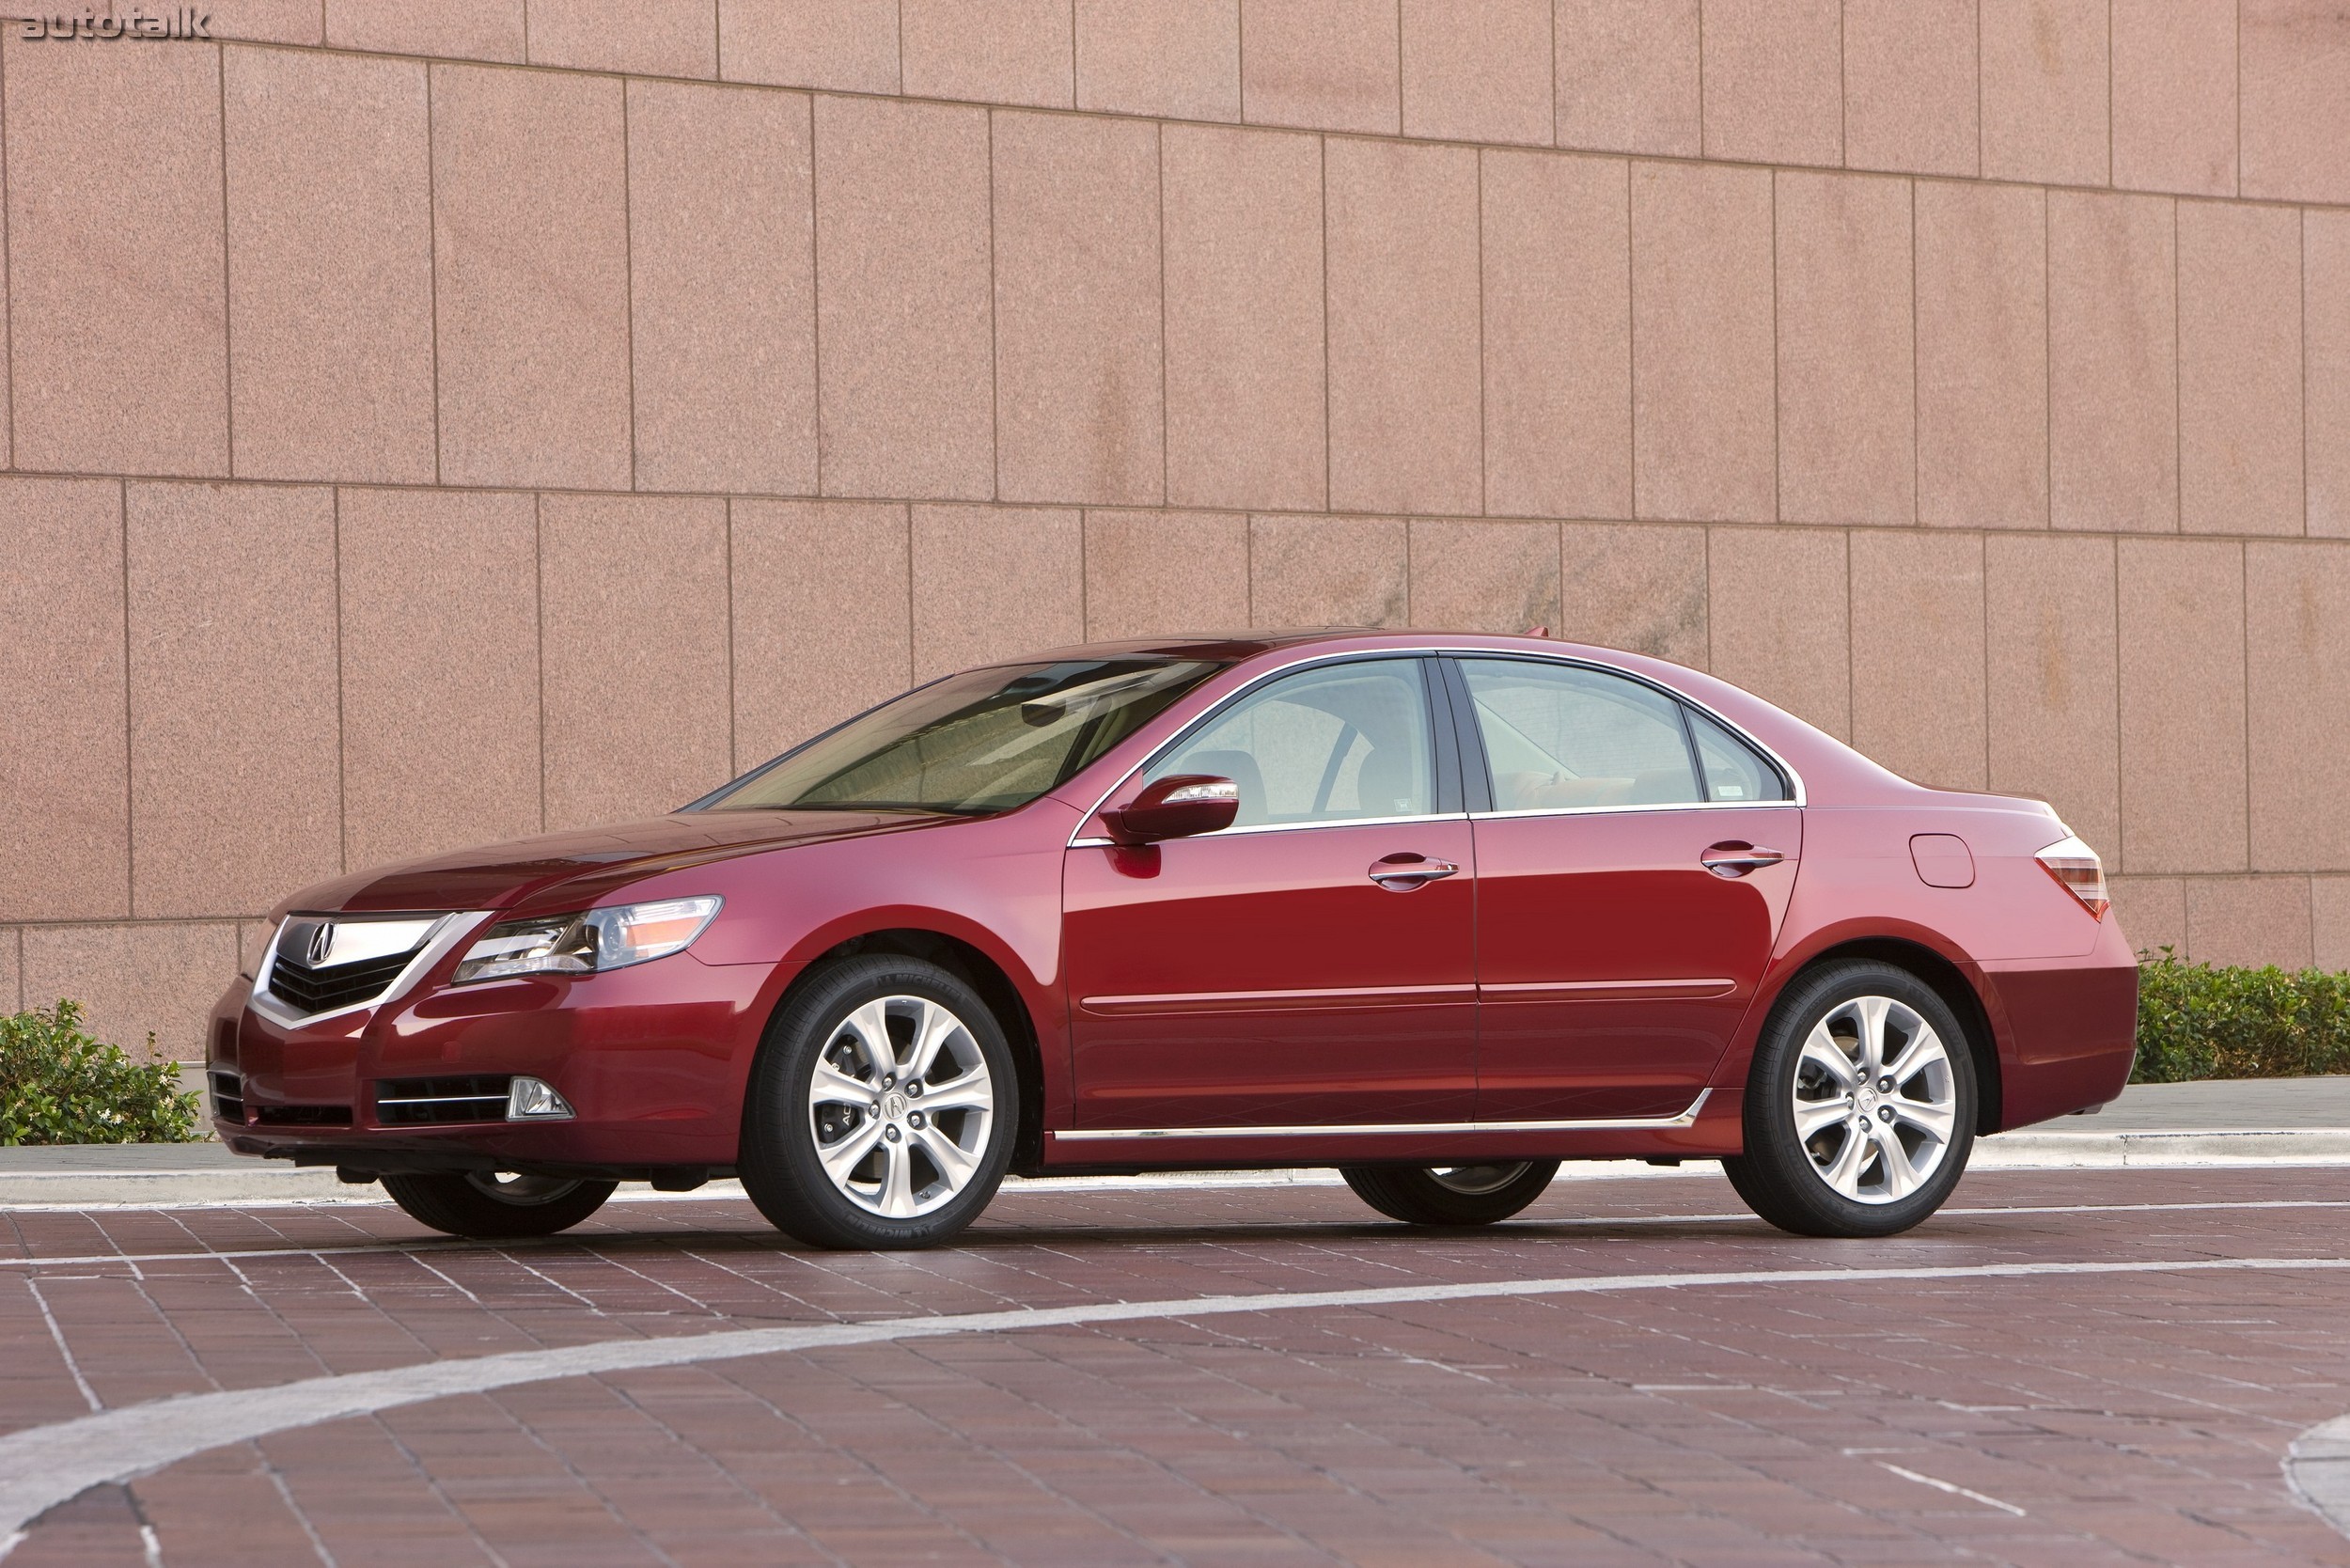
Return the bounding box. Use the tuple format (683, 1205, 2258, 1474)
(274, 809, 962, 917)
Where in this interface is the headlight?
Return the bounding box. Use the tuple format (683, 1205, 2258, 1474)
(451, 896, 723, 983)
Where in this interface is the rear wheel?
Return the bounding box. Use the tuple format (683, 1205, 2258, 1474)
(739, 955, 1016, 1250)
(381, 1170, 617, 1239)
(1723, 960, 1976, 1238)
(1340, 1161, 1561, 1226)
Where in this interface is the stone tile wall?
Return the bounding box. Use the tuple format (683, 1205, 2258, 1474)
(5, 1, 2350, 1056)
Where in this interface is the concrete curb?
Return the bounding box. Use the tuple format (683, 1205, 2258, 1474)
(6, 1127, 2350, 1210)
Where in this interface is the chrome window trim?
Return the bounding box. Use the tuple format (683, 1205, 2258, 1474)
(249, 911, 493, 1029)
(1051, 1088, 1712, 1142)
(1064, 646, 1804, 850)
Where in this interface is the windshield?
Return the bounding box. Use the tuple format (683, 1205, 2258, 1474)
(701, 658, 1228, 816)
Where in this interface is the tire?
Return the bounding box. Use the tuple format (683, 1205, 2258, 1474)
(381, 1170, 617, 1239)
(1340, 1160, 1561, 1226)
(739, 955, 1017, 1250)
(1723, 960, 1978, 1239)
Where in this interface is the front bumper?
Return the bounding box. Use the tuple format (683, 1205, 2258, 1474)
(210, 949, 785, 1176)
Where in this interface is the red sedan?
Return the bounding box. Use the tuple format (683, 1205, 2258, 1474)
(209, 632, 2137, 1248)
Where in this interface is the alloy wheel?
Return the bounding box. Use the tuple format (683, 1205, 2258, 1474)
(1790, 995, 1958, 1204)
(807, 995, 996, 1219)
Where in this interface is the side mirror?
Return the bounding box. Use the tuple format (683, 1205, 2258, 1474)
(1103, 775, 1239, 844)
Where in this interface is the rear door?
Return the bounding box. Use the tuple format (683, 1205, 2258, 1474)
(1063, 657, 1479, 1132)
(1448, 656, 1799, 1123)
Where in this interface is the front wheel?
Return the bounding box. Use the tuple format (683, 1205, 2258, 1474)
(739, 955, 1017, 1250)
(381, 1170, 618, 1239)
(1340, 1161, 1561, 1226)
(1723, 960, 1977, 1238)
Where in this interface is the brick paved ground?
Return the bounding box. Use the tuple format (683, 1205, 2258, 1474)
(6, 1168, 2350, 1566)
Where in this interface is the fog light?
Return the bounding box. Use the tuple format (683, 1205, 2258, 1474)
(506, 1077, 574, 1121)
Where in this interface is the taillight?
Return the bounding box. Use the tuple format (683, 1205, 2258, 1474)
(2034, 833, 2108, 918)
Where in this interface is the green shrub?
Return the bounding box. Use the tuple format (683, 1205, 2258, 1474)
(0, 1000, 203, 1146)
(2132, 949, 2350, 1083)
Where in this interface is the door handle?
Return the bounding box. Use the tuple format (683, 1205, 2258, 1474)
(1369, 854, 1459, 891)
(1700, 843, 1785, 878)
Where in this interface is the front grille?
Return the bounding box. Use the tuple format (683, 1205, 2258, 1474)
(252, 1104, 352, 1126)
(266, 949, 418, 1014)
(375, 1075, 513, 1126)
(210, 1070, 244, 1122)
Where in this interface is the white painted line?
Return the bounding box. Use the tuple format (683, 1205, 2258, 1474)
(1876, 1462, 2028, 1516)
(3, 1196, 2346, 1272)
(2, 1251, 2347, 1542)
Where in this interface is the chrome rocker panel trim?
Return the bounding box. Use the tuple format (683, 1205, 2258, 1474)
(1050, 1088, 1713, 1142)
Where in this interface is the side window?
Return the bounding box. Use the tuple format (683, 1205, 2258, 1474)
(1688, 709, 1791, 803)
(1457, 658, 1702, 811)
(1148, 660, 1435, 828)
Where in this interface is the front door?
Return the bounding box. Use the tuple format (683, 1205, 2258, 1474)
(1449, 656, 1799, 1123)
(1065, 657, 1478, 1132)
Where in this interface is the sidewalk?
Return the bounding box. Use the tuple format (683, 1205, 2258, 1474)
(5, 1077, 2348, 1209)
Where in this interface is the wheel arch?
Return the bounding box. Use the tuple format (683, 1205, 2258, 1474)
(771, 928, 1050, 1174)
(1757, 936, 2005, 1136)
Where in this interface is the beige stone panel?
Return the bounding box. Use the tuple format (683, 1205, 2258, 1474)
(1162, 125, 1326, 512)
(2049, 191, 2176, 534)
(1850, 531, 1985, 791)
(901, 0, 1073, 107)
(338, 490, 541, 871)
(1841, 0, 1978, 177)
(627, 81, 817, 496)
(22, 924, 240, 1062)
(993, 113, 1163, 507)
(1980, 0, 2110, 186)
(1084, 510, 1251, 640)
(2186, 876, 2313, 969)
(126, 484, 339, 917)
(814, 97, 995, 501)
(2316, 878, 2350, 969)
(0, 479, 127, 922)
(1240, 0, 1399, 133)
(1917, 182, 2047, 530)
(2107, 875, 2186, 960)
(2111, 0, 2237, 196)
(527, 0, 718, 76)
(224, 48, 434, 486)
(5, 39, 225, 478)
(2179, 202, 2303, 538)
(2313, 212, 2350, 540)
(1705, 528, 1848, 737)
(1076, 0, 1239, 119)
(1985, 532, 2118, 859)
(1554, 0, 1699, 156)
(719, 0, 899, 92)
(733, 501, 912, 766)
(431, 67, 632, 491)
(210, 1, 327, 44)
(910, 507, 1085, 678)
(1629, 162, 1775, 524)
(1249, 515, 1408, 630)
(1, 931, 15, 1012)
(2248, 543, 2350, 871)
(1400, 0, 1551, 146)
(540, 496, 732, 831)
(2241, 0, 2350, 205)
(2119, 538, 2245, 874)
(1407, 521, 1559, 635)
(1480, 149, 1631, 521)
(326, 0, 525, 60)
(1775, 172, 1914, 527)
(1559, 522, 1706, 666)
(1325, 139, 1480, 517)
(1698, 0, 1841, 166)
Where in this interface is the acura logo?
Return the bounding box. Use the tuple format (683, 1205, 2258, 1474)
(306, 922, 334, 966)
